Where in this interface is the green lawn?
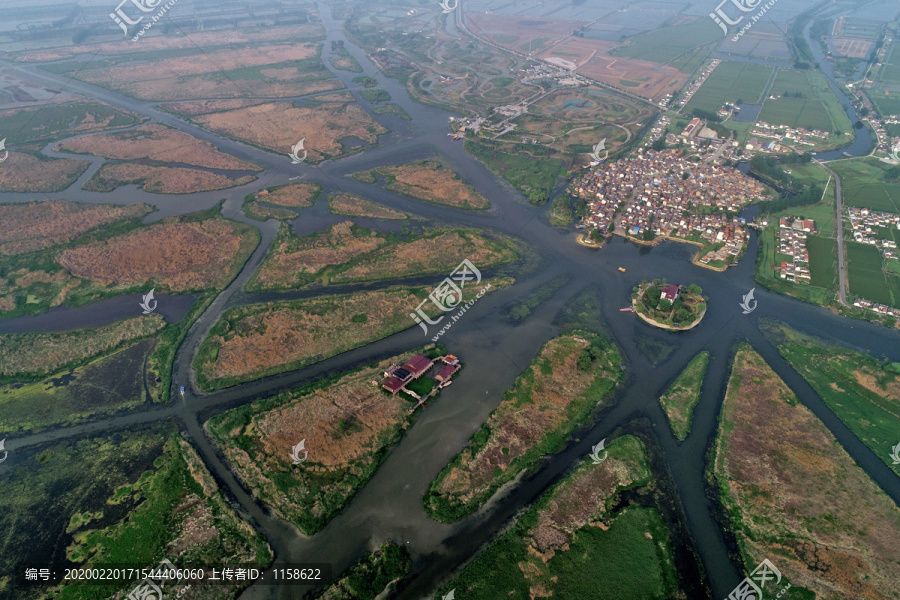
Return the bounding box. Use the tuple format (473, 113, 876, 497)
(830, 158, 900, 213)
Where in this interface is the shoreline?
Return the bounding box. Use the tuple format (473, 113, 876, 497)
(616, 231, 736, 272)
(631, 296, 706, 331)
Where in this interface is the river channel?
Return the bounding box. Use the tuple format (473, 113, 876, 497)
(1, 3, 898, 600)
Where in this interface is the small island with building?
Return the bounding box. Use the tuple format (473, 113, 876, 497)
(632, 280, 706, 330)
(382, 351, 461, 411)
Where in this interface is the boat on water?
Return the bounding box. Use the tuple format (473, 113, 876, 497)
(618, 267, 626, 272)
(843, 152, 853, 157)
(619, 307, 634, 312)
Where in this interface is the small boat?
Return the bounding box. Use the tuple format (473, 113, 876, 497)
(618, 267, 627, 272)
(619, 307, 634, 312)
(843, 152, 853, 157)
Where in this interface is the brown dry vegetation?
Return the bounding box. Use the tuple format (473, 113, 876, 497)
(84, 163, 256, 194)
(313, 92, 355, 102)
(58, 123, 260, 171)
(330, 230, 516, 284)
(329, 194, 407, 220)
(58, 218, 256, 292)
(195, 280, 510, 390)
(0, 152, 89, 193)
(160, 99, 270, 116)
(431, 335, 620, 510)
(714, 345, 900, 600)
(247, 222, 388, 291)
(73, 45, 333, 101)
(0, 200, 151, 256)
(207, 352, 422, 532)
(0, 314, 164, 379)
(194, 102, 386, 162)
(14, 25, 326, 61)
(363, 161, 490, 209)
(255, 182, 321, 208)
(529, 436, 650, 557)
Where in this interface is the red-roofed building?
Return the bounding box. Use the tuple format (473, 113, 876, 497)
(382, 376, 407, 394)
(661, 284, 680, 301)
(435, 363, 459, 384)
(402, 354, 433, 378)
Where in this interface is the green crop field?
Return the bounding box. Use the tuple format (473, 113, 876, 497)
(610, 19, 721, 65)
(831, 158, 900, 213)
(847, 241, 894, 306)
(807, 234, 837, 288)
(880, 45, 900, 84)
(758, 69, 851, 133)
(683, 61, 774, 115)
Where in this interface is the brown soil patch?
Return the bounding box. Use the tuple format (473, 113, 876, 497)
(194, 102, 386, 162)
(368, 161, 490, 209)
(0, 152, 89, 193)
(84, 163, 256, 194)
(715, 345, 900, 599)
(255, 182, 321, 208)
(0, 200, 150, 256)
(58, 219, 252, 291)
(329, 194, 406, 220)
(58, 123, 260, 171)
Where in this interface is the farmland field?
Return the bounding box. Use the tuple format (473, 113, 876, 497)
(807, 234, 837, 288)
(847, 241, 896, 306)
(758, 69, 852, 133)
(683, 61, 774, 116)
(610, 18, 721, 65)
(830, 158, 900, 213)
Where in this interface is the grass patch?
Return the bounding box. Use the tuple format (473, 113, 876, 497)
(658, 351, 709, 441)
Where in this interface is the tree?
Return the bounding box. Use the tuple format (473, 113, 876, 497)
(687, 283, 703, 295)
(658, 298, 672, 311)
(646, 286, 661, 303)
(577, 350, 592, 370)
(642, 229, 656, 242)
(676, 308, 690, 322)
(608, 221, 616, 232)
(590, 229, 604, 242)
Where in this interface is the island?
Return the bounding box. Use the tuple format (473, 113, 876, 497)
(632, 281, 706, 330)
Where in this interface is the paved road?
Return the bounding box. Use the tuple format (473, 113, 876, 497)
(814, 159, 849, 305)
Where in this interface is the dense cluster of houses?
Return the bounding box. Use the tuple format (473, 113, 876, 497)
(571, 150, 766, 260)
(852, 298, 900, 318)
(847, 207, 900, 259)
(778, 216, 816, 283)
(750, 121, 830, 148)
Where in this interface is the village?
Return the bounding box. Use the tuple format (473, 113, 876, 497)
(847, 206, 900, 259)
(778, 216, 815, 283)
(571, 149, 769, 266)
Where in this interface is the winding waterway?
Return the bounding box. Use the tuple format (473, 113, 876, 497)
(1, 4, 899, 600)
